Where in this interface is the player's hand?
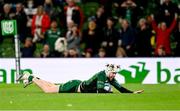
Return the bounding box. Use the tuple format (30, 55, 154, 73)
(133, 89, 144, 94)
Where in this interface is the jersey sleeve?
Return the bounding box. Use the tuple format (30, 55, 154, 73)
(111, 79, 133, 93)
(96, 72, 110, 93)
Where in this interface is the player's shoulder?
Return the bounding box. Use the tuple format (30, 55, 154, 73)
(96, 70, 105, 74)
(96, 70, 106, 77)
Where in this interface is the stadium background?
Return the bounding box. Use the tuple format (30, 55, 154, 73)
(0, 0, 179, 57)
(0, 0, 180, 110)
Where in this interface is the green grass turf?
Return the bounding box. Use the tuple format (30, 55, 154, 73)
(0, 84, 180, 110)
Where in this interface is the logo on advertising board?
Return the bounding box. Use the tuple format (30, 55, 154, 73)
(118, 61, 180, 84)
(1, 20, 17, 36)
(118, 62, 149, 83)
(0, 69, 32, 83)
(0, 60, 180, 84)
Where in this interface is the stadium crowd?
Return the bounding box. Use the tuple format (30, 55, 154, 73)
(0, 0, 179, 57)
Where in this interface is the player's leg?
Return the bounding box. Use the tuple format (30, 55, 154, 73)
(25, 75, 55, 88)
(17, 72, 59, 93)
(59, 80, 82, 93)
(33, 79, 82, 93)
(35, 78, 56, 87)
(32, 77, 59, 93)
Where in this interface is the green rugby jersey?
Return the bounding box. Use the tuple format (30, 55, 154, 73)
(80, 70, 133, 93)
(45, 29, 62, 52)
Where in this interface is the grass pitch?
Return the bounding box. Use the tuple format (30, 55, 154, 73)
(0, 84, 180, 110)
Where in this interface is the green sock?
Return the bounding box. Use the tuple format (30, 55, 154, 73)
(28, 75, 34, 82)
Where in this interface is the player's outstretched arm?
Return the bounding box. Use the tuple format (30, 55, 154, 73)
(111, 79, 144, 94)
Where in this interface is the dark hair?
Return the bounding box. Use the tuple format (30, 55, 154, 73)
(107, 17, 115, 22)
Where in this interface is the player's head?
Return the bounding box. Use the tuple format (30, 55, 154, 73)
(105, 64, 120, 81)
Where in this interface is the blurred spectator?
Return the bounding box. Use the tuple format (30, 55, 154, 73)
(0, 3, 14, 20)
(55, 37, 67, 56)
(135, 18, 152, 57)
(67, 48, 79, 57)
(24, 0, 37, 15)
(0, 4, 14, 42)
(82, 19, 102, 55)
(95, 47, 106, 58)
(20, 37, 36, 57)
(99, 0, 114, 17)
(102, 17, 119, 57)
(24, 0, 37, 36)
(63, 0, 83, 29)
(113, 0, 124, 10)
(1, 0, 179, 58)
(40, 44, 52, 57)
(156, 45, 166, 57)
(113, 0, 127, 16)
(31, 5, 50, 43)
(174, 20, 180, 56)
(92, 6, 107, 29)
(45, 20, 62, 54)
(14, 3, 28, 43)
(63, 50, 69, 57)
(66, 24, 81, 51)
(118, 0, 139, 27)
(44, 0, 54, 16)
(151, 14, 177, 56)
(133, 0, 148, 13)
(66, 20, 75, 35)
(156, 0, 178, 27)
(43, 0, 62, 21)
(119, 19, 136, 57)
(52, 0, 66, 29)
(116, 46, 127, 57)
(84, 48, 93, 58)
